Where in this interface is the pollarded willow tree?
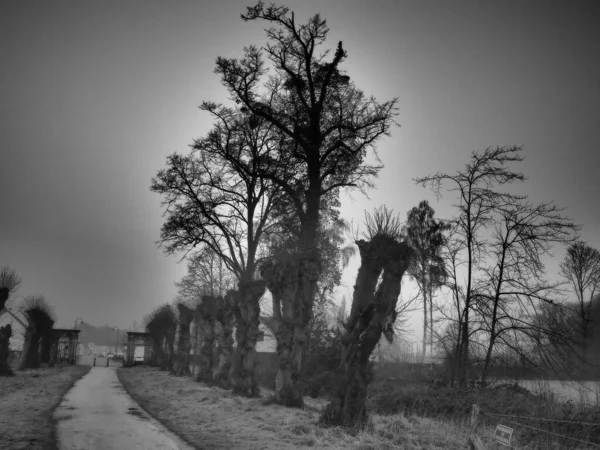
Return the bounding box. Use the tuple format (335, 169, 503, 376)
(175, 248, 236, 385)
(144, 304, 177, 370)
(320, 206, 413, 428)
(214, 289, 236, 387)
(152, 105, 281, 397)
(195, 295, 218, 383)
(18, 295, 55, 370)
(172, 300, 194, 377)
(0, 267, 21, 312)
(259, 196, 351, 404)
(216, 2, 398, 406)
(0, 267, 22, 375)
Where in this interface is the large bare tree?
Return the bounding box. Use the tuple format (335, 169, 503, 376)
(216, 2, 398, 406)
(475, 200, 578, 384)
(416, 146, 525, 388)
(153, 106, 279, 396)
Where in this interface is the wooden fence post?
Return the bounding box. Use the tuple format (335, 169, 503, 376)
(468, 404, 486, 450)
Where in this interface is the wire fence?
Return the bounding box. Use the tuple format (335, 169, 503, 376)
(470, 404, 600, 449)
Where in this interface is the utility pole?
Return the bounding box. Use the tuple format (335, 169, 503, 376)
(113, 327, 119, 353)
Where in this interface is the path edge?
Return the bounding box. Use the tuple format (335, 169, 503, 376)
(116, 367, 202, 450)
(50, 365, 92, 450)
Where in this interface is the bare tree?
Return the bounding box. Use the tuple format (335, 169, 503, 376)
(560, 241, 600, 345)
(475, 201, 578, 384)
(320, 206, 412, 428)
(177, 249, 235, 300)
(153, 106, 279, 396)
(416, 146, 525, 388)
(435, 222, 468, 384)
(214, 2, 398, 406)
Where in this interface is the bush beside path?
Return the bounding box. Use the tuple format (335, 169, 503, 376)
(0, 365, 90, 450)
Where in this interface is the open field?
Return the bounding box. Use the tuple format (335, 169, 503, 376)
(117, 366, 472, 450)
(506, 379, 600, 406)
(0, 365, 91, 450)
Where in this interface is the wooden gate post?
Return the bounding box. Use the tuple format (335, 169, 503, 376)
(468, 404, 486, 450)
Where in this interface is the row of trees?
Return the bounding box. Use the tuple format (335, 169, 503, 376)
(148, 1, 405, 428)
(143, 1, 597, 428)
(0, 267, 58, 374)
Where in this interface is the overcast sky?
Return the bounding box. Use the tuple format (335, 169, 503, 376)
(1, 1, 598, 341)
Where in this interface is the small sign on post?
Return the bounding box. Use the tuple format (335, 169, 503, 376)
(494, 424, 514, 446)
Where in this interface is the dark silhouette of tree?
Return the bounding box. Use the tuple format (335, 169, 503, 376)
(194, 295, 219, 384)
(434, 222, 466, 384)
(560, 241, 600, 346)
(320, 206, 412, 428)
(416, 146, 525, 388)
(144, 304, 177, 371)
(172, 300, 194, 377)
(214, 290, 236, 387)
(0, 267, 22, 375)
(216, 2, 398, 406)
(18, 295, 55, 370)
(152, 105, 280, 397)
(402, 200, 449, 359)
(0, 324, 13, 376)
(475, 200, 578, 384)
(0, 267, 21, 312)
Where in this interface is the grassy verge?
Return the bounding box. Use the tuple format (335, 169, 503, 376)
(369, 378, 600, 448)
(117, 366, 468, 450)
(0, 365, 91, 450)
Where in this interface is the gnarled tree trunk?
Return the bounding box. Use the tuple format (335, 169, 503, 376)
(196, 296, 217, 383)
(173, 304, 194, 376)
(214, 290, 235, 388)
(0, 324, 13, 376)
(230, 280, 265, 397)
(321, 237, 412, 428)
(261, 251, 320, 407)
(19, 314, 54, 370)
(19, 322, 40, 370)
(151, 337, 165, 367)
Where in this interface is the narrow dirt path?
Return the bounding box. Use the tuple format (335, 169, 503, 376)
(54, 366, 194, 450)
